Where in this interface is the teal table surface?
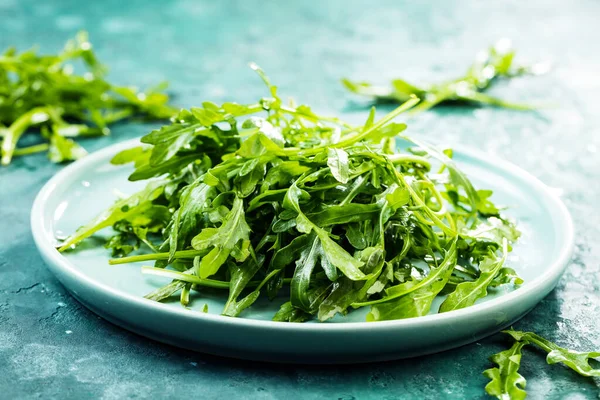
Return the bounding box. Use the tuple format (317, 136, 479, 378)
(1, 0, 599, 399)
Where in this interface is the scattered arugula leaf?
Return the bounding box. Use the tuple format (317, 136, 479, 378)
(504, 329, 600, 377)
(0, 31, 176, 166)
(483, 329, 600, 399)
(483, 341, 527, 400)
(343, 39, 546, 113)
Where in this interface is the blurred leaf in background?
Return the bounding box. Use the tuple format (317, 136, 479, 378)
(0, 31, 177, 166)
(343, 39, 549, 114)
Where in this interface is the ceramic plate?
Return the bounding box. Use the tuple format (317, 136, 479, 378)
(31, 138, 573, 364)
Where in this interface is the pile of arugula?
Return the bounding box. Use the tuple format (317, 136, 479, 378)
(0, 31, 176, 166)
(343, 40, 546, 113)
(59, 64, 522, 322)
(54, 64, 598, 399)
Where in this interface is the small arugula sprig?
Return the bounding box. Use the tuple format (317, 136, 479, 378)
(343, 39, 546, 114)
(484, 329, 600, 399)
(59, 64, 521, 323)
(0, 31, 176, 166)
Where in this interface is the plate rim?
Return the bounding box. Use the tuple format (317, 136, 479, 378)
(31, 138, 574, 332)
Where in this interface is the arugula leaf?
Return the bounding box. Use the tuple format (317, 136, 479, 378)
(343, 40, 541, 113)
(317, 278, 357, 321)
(272, 301, 311, 323)
(308, 203, 381, 226)
(327, 148, 350, 183)
(284, 181, 366, 281)
(483, 329, 600, 399)
(48, 133, 88, 163)
(237, 132, 285, 158)
(290, 233, 324, 312)
(439, 238, 508, 312)
(0, 32, 176, 166)
(504, 330, 600, 377)
(191, 196, 251, 279)
(168, 180, 217, 260)
(318, 247, 386, 321)
(223, 254, 264, 317)
(104, 204, 169, 257)
(58, 181, 166, 251)
(490, 267, 523, 288)
(483, 341, 527, 400)
(141, 123, 199, 165)
(365, 238, 458, 320)
(110, 146, 150, 166)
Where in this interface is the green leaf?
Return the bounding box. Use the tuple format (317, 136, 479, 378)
(237, 133, 285, 158)
(490, 267, 523, 287)
(406, 136, 480, 215)
(356, 238, 458, 309)
(483, 341, 527, 400)
(196, 246, 228, 277)
(290, 233, 323, 312)
(317, 278, 356, 321)
(241, 117, 285, 147)
(168, 180, 217, 260)
(190, 107, 227, 127)
(110, 146, 150, 166)
(59, 181, 165, 251)
(272, 301, 311, 323)
(439, 239, 508, 312)
(144, 280, 188, 302)
(318, 247, 385, 321)
(0, 32, 175, 166)
(315, 228, 365, 281)
(223, 254, 264, 317)
(365, 122, 407, 143)
(1, 108, 51, 165)
(261, 161, 311, 190)
(366, 239, 458, 320)
(222, 102, 261, 116)
(327, 148, 350, 183)
(141, 123, 198, 165)
(477, 189, 501, 216)
(234, 159, 266, 198)
(345, 223, 367, 250)
(48, 134, 88, 163)
(391, 79, 424, 97)
(284, 181, 365, 281)
(363, 107, 376, 130)
(308, 203, 381, 226)
(504, 330, 600, 377)
(191, 197, 251, 278)
(271, 234, 312, 269)
(385, 186, 410, 211)
(342, 41, 539, 114)
(546, 350, 600, 377)
(341, 79, 395, 100)
(128, 154, 201, 181)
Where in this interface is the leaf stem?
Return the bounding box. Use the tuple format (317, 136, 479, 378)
(142, 266, 230, 289)
(1, 107, 53, 165)
(388, 154, 431, 170)
(281, 96, 420, 156)
(13, 143, 50, 157)
(142, 266, 292, 290)
(109, 249, 209, 265)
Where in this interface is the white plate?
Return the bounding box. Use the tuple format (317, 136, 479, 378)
(31, 138, 574, 363)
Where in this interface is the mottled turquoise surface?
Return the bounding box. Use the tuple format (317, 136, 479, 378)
(0, 0, 599, 398)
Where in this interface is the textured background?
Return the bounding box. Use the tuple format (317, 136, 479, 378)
(1, 0, 599, 398)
